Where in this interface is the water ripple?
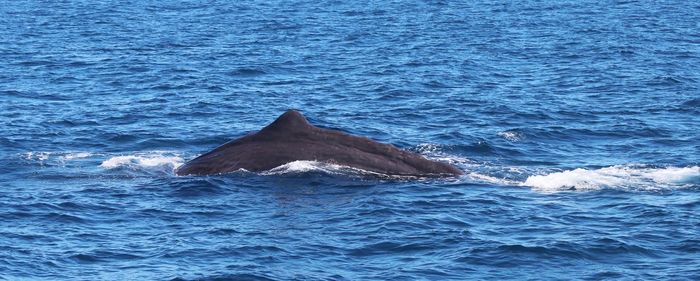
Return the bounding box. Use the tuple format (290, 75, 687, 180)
(1, 0, 698, 280)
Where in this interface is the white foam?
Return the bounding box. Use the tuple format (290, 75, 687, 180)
(21, 151, 97, 165)
(415, 145, 518, 185)
(416, 144, 516, 184)
(22, 151, 50, 161)
(100, 153, 184, 171)
(414, 143, 474, 166)
(523, 165, 700, 192)
(59, 152, 94, 161)
(497, 131, 523, 141)
(645, 166, 700, 184)
(523, 168, 624, 191)
(465, 171, 517, 185)
(264, 160, 331, 174)
(262, 160, 382, 177)
(415, 143, 442, 154)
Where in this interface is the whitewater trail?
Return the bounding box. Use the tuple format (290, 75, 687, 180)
(90, 149, 700, 193)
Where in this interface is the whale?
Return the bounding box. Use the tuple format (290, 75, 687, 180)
(175, 110, 463, 177)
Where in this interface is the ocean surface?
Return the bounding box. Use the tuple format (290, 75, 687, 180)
(1, 1, 699, 280)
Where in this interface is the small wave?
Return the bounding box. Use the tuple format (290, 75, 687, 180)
(100, 152, 184, 172)
(427, 153, 518, 185)
(172, 273, 276, 281)
(22, 151, 51, 162)
(497, 130, 524, 142)
(681, 98, 700, 107)
(648, 75, 683, 86)
(59, 152, 94, 161)
(228, 67, 267, 77)
(415, 143, 516, 184)
(523, 165, 700, 192)
(21, 151, 96, 165)
(415, 143, 473, 165)
(678, 98, 700, 112)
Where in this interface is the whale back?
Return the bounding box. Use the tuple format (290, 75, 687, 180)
(175, 110, 463, 177)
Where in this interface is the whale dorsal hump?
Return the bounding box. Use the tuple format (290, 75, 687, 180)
(260, 109, 313, 134)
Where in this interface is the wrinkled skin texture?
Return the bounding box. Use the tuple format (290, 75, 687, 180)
(176, 110, 463, 177)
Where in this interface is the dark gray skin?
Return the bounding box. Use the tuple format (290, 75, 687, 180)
(175, 110, 463, 177)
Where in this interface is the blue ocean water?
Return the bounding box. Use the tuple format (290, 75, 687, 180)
(1, 0, 699, 280)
